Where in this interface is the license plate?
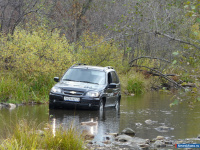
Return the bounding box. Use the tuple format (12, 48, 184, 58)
(64, 96, 80, 102)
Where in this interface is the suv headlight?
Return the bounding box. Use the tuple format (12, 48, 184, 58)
(86, 91, 100, 97)
(51, 87, 62, 93)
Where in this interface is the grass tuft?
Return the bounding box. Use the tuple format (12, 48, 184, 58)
(0, 120, 85, 150)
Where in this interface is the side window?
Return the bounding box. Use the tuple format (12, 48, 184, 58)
(108, 72, 112, 84)
(110, 71, 119, 83)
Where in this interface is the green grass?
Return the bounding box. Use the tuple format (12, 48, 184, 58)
(0, 120, 85, 150)
(0, 72, 54, 104)
(127, 77, 145, 95)
(119, 70, 154, 95)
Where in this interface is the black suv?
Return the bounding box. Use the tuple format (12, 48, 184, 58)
(49, 64, 121, 110)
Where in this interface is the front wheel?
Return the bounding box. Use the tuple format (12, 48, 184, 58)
(49, 102, 55, 109)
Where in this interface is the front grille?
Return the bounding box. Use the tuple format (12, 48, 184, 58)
(63, 90, 84, 96)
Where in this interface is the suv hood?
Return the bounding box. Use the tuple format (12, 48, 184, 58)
(54, 81, 105, 91)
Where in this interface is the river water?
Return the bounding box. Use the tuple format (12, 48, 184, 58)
(0, 92, 200, 143)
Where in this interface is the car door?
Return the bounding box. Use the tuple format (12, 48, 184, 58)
(110, 71, 120, 105)
(105, 71, 120, 106)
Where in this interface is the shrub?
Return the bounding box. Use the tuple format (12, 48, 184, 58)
(127, 77, 145, 95)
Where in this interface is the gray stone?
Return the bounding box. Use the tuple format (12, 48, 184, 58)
(197, 134, 200, 138)
(115, 134, 133, 142)
(8, 103, 16, 109)
(156, 136, 165, 140)
(121, 128, 135, 136)
(153, 140, 166, 148)
(138, 144, 149, 150)
(145, 119, 153, 125)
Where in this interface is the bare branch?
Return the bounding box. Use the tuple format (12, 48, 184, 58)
(129, 56, 171, 65)
(155, 31, 200, 50)
(130, 64, 185, 89)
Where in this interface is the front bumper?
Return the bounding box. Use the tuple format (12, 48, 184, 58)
(49, 93, 100, 109)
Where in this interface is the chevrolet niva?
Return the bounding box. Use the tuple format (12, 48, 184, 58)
(49, 64, 121, 110)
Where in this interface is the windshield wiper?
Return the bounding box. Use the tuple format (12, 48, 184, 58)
(80, 81, 99, 84)
(62, 79, 79, 82)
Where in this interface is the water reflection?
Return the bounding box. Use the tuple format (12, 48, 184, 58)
(49, 107, 120, 143)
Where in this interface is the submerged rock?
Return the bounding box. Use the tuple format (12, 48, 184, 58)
(145, 119, 157, 125)
(155, 126, 174, 132)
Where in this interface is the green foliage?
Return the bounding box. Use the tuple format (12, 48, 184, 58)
(0, 29, 123, 103)
(0, 74, 30, 103)
(180, 73, 195, 83)
(75, 32, 123, 68)
(0, 120, 84, 150)
(127, 77, 145, 95)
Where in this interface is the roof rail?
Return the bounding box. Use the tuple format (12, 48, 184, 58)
(105, 66, 113, 69)
(72, 63, 87, 66)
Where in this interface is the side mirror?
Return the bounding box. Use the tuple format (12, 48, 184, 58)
(108, 83, 117, 88)
(54, 77, 59, 82)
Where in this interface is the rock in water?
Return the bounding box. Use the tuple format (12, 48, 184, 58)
(9, 103, 16, 109)
(121, 128, 135, 136)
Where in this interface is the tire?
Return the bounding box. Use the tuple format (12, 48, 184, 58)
(49, 102, 55, 109)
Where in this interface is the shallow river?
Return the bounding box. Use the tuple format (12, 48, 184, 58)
(0, 92, 200, 143)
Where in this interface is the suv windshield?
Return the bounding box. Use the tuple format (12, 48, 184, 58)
(62, 68, 106, 85)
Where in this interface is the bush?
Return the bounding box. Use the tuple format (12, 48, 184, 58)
(127, 77, 145, 95)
